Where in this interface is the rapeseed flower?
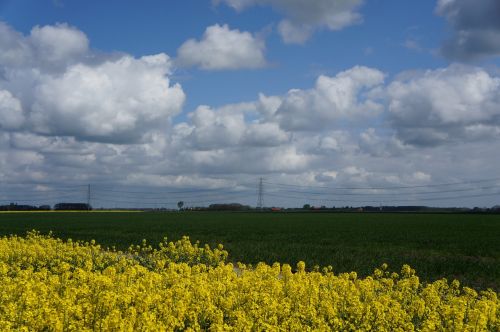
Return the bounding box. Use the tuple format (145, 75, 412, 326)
(0, 231, 497, 331)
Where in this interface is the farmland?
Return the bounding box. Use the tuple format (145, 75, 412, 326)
(0, 211, 498, 291)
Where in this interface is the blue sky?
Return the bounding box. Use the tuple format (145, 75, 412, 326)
(0, 0, 451, 110)
(1, 0, 500, 208)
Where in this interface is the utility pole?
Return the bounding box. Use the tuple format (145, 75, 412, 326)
(87, 184, 91, 211)
(257, 177, 264, 209)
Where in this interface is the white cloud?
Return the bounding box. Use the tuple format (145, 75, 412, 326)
(319, 136, 340, 151)
(0, 21, 89, 69)
(179, 102, 288, 150)
(213, 0, 254, 11)
(403, 39, 423, 52)
(463, 124, 500, 141)
(256, 93, 282, 118)
(412, 171, 431, 182)
(294, 130, 357, 156)
(30, 54, 185, 142)
(177, 24, 266, 70)
(264, 146, 311, 172)
(242, 122, 289, 146)
(215, 0, 364, 44)
(277, 20, 312, 44)
(185, 105, 247, 149)
(275, 66, 385, 130)
(386, 65, 500, 146)
(0, 90, 25, 130)
(436, 0, 500, 60)
(124, 173, 234, 189)
(0, 22, 31, 67)
(29, 23, 89, 65)
(1, 21, 500, 210)
(358, 128, 408, 157)
(0, 22, 185, 143)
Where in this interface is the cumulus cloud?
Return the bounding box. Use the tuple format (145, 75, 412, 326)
(29, 23, 89, 66)
(214, 0, 364, 44)
(255, 93, 282, 119)
(0, 21, 88, 69)
(436, 0, 500, 60)
(1, 22, 500, 210)
(291, 130, 357, 157)
(30, 54, 185, 142)
(174, 64, 500, 187)
(0, 22, 31, 67)
(177, 102, 289, 150)
(386, 65, 500, 146)
(358, 128, 408, 157)
(124, 173, 237, 189)
(177, 24, 267, 70)
(182, 145, 311, 175)
(277, 20, 313, 44)
(242, 122, 289, 147)
(0, 90, 25, 130)
(403, 39, 423, 52)
(164, 66, 394, 181)
(184, 105, 247, 149)
(275, 66, 384, 131)
(0, 22, 185, 143)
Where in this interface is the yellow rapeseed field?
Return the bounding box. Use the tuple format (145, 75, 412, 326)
(0, 232, 497, 331)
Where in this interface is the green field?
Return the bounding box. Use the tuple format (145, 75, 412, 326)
(0, 211, 498, 290)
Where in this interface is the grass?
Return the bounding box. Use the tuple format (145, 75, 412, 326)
(0, 211, 498, 290)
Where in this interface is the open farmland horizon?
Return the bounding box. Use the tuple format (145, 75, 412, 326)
(0, 211, 498, 291)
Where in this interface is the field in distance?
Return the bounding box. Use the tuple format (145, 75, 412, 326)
(0, 211, 498, 291)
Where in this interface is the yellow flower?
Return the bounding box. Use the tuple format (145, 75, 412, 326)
(0, 231, 497, 331)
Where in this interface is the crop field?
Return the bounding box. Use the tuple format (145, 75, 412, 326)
(0, 211, 498, 291)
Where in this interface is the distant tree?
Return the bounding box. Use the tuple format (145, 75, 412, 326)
(54, 203, 91, 211)
(177, 201, 184, 210)
(303, 204, 311, 210)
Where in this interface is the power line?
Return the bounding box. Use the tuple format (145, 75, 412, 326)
(0, 194, 86, 203)
(0, 192, 85, 200)
(268, 185, 500, 197)
(91, 188, 252, 199)
(0, 184, 88, 191)
(266, 191, 500, 204)
(93, 193, 255, 206)
(92, 187, 235, 195)
(1, 177, 499, 209)
(263, 177, 500, 190)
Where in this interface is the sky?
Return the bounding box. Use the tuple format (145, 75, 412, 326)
(1, 0, 500, 208)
